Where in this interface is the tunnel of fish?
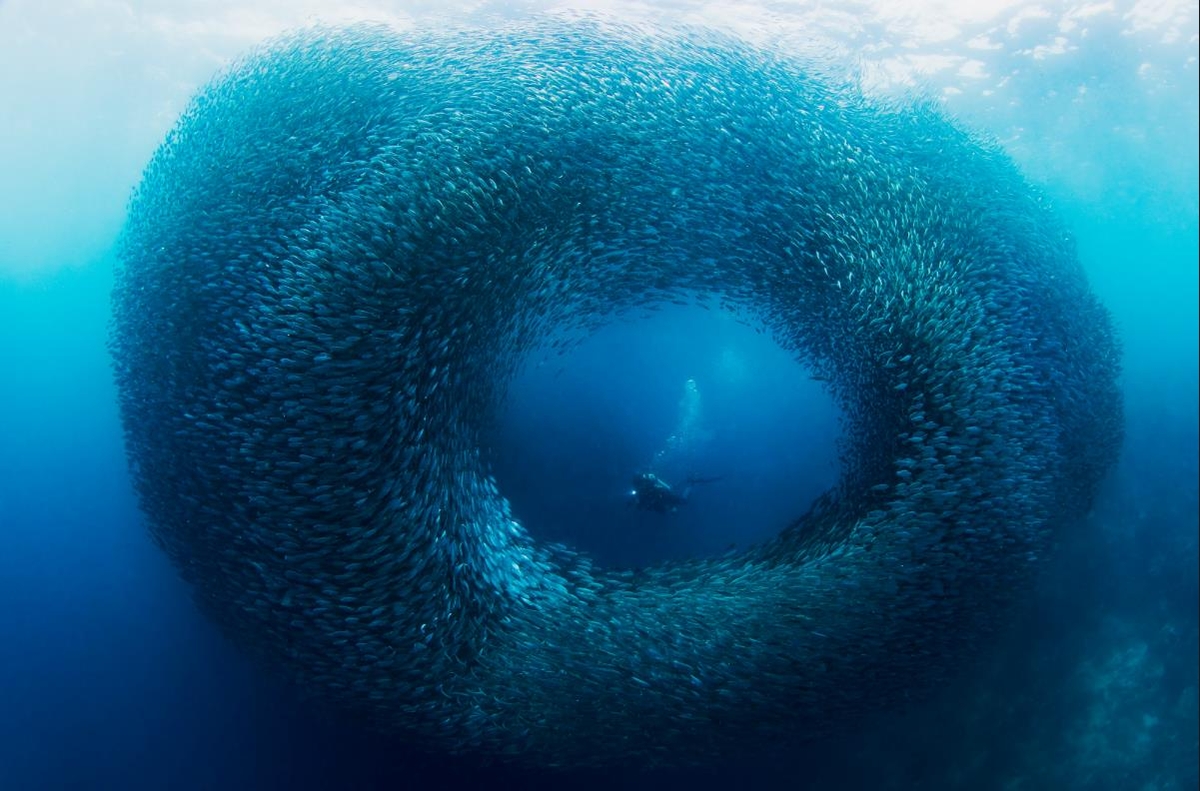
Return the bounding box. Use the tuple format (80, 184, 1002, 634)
(110, 23, 1122, 766)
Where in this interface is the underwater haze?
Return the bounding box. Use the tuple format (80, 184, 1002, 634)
(1, 2, 1196, 790)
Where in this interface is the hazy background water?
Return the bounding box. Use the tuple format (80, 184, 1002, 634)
(1, 1, 1196, 789)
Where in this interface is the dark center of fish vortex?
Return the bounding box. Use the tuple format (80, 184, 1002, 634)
(487, 302, 842, 567)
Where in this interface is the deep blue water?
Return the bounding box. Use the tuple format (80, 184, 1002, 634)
(1, 12, 1197, 791)
(490, 303, 842, 569)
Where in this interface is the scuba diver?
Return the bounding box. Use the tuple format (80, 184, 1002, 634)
(629, 472, 721, 514)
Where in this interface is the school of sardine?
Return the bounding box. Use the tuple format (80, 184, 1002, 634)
(110, 22, 1122, 767)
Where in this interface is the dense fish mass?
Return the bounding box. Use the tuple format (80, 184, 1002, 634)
(110, 23, 1122, 767)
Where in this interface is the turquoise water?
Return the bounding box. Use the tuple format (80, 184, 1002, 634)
(1, 3, 1195, 789)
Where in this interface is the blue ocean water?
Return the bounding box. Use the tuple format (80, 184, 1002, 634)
(490, 304, 842, 568)
(1, 4, 1196, 790)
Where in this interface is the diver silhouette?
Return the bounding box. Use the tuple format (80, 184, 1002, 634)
(630, 472, 721, 514)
